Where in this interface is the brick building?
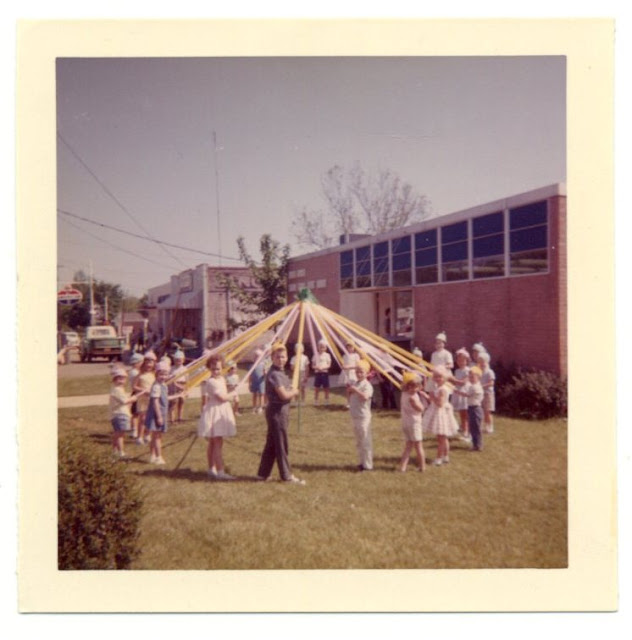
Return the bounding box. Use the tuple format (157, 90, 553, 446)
(146, 263, 260, 351)
(287, 183, 566, 376)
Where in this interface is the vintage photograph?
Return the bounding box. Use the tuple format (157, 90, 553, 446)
(55, 55, 567, 570)
(16, 19, 616, 614)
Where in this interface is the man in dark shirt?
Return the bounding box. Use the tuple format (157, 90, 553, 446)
(256, 343, 306, 485)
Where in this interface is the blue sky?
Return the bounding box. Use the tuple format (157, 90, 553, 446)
(56, 56, 565, 297)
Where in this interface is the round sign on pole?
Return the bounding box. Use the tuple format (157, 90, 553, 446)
(58, 288, 83, 305)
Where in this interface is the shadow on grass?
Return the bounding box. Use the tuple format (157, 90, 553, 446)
(133, 466, 264, 484)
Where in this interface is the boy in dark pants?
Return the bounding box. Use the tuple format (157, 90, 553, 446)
(256, 343, 306, 485)
(454, 365, 485, 451)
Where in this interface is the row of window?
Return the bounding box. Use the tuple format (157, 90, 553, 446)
(340, 200, 549, 289)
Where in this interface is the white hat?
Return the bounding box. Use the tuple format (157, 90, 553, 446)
(435, 332, 447, 343)
(477, 351, 491, 363)
(111, 367, 128, 379)
(155, 361, 170, 373)
(173, 350, 185, 361)
(144, 350, 157, 361)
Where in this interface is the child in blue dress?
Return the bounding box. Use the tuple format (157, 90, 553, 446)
(450, 348, 471, 438)
(145, 361, 183, 465)
(477, 351, 496, 434)
(249, 348, 266, 414)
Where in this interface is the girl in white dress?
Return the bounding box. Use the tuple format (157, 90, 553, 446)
(398, 372, 429, 473)
(423, 365, 459, 466)
(197, 356, 238, 480)
(426, 332, 454, 393)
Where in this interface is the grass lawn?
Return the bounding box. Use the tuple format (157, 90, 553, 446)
(58, 374, 111, 397)
(58, 390, 567, 570)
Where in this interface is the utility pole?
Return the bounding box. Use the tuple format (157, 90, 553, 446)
(89, 261, 95, 326)
(213, 130, 222, 267)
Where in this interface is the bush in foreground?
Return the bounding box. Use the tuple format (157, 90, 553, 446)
(58, 435, 143, 569)
(497, 368, 567, 420)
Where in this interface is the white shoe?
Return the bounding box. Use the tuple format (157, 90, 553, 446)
(149, 454, 157, 463)
(207, 468, 217, 479)
(284, 475, 306, 485)
(433, 459, 443, 466)
(154, 457, 166, 465)
(216, 471, 235, 481)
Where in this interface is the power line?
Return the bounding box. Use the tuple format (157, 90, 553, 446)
(60, 216, 177, 271)
(58, 208, 242, 262)
(57, 130, 187, 268)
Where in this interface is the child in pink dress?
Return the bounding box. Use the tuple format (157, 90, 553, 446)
(422, 365, 459, 466)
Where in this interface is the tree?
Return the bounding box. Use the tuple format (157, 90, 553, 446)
(219, 234, 290, 330)
(291, 163, 430, 250)
(57, 271, 126, 331)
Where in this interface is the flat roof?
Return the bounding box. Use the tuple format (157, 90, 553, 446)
(289, 182, 566, 261)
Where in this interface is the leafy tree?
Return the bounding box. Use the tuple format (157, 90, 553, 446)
(57, 271, 126, 331)
(220, 234, 290, 330)
(291, 163, 430, 250)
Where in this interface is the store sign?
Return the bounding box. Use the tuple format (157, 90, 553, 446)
(57, 288, 83, 305)
(179, 271, 193, 292)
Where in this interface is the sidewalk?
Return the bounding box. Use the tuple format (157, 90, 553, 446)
(57, 374, 349, 409)
(58, 386, 202, 408)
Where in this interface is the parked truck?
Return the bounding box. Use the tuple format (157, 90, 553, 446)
(80, 326, 126, 362)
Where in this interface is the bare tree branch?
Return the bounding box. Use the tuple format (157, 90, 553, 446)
(292, 163, 430, 250)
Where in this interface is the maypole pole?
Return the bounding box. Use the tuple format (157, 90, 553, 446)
(291, 289, 310, 434)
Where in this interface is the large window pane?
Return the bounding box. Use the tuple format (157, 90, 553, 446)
(442, 241, 467, 262)
(510, 201, 547, 229)
(510, 226, 547, 253)
(414, 230, 438, 284)
(340, 250, 353, 289)
(473, 256, 505, 279)
(472, 210, 505, 279)
(509, 200, 548, 275)
(355, 246, 371, 288)
(510, 248, 548, 275)
(473, 211, 503, 236)
(392, 235, 412, 286)
(473, 234, 504, 258)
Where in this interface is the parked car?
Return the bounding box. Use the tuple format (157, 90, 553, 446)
(80, 326, 126, 362)
(61, 331, 80, 347)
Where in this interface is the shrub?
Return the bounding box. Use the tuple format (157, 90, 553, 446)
(58, 435, 143, 569)
(497, 368, 568, 420)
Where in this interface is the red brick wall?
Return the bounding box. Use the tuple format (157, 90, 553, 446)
(287, 252, 341, 310)
(411, 271, 562, 374)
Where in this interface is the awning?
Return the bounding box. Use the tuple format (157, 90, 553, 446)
(157, 290, 202, 310)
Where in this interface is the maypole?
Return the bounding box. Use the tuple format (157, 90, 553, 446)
(290, 291, 311, 433)
(177, 302, 298, 392)
(321, 306, 433, 379)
